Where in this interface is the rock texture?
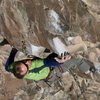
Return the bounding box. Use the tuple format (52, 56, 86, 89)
(0, 34, 100, 100)
(82, 0, 100, 22)
(0, 0, 100, 52)
(0, 0, 100, 100)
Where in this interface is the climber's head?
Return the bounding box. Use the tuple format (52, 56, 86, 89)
(13, 61, 29, 79)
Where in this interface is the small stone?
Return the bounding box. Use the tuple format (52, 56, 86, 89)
(89, 52, 97, 62)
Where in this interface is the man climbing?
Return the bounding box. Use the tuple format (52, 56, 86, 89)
(5, 48, 71, 80)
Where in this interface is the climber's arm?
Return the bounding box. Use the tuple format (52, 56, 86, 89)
(44, 53, 71, 67)
(5, 48, 18, 72)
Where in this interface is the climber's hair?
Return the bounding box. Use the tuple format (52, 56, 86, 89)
(12, 61, 28, 79)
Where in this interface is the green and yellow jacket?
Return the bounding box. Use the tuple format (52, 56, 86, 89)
(6, 49, 62, 81)
(9, 59, 50, 81)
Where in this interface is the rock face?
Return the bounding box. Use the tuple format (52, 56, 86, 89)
(0, 1, 100, 99)
(82, 0, 100, 22)
(0, 35, 100, 100)
(0, 0, 100, 53)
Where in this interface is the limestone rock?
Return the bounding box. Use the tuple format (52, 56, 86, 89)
(70, 36, 83, 45)
(0, 0, 100, 100)
(0, 0, 100, 54)
(67, 42, 87, 53)
(89, 52, 97, 62)
(81, 0, 100, 22)
(13, 90, 29, 100)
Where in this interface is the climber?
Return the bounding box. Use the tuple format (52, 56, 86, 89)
(5, 48, 71, 80)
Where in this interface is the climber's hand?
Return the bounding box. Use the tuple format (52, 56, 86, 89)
(85, 70, 91, 74)
(54, 52, 71, 63)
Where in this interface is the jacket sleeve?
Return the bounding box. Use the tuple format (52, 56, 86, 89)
(43, 58, 63, 67)
(5, 48, 18, 72)
(43, 53, 63, 67)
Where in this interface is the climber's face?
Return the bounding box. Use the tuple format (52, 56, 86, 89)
(15, 61, 29, 76)
(19, 63, 28, 75)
